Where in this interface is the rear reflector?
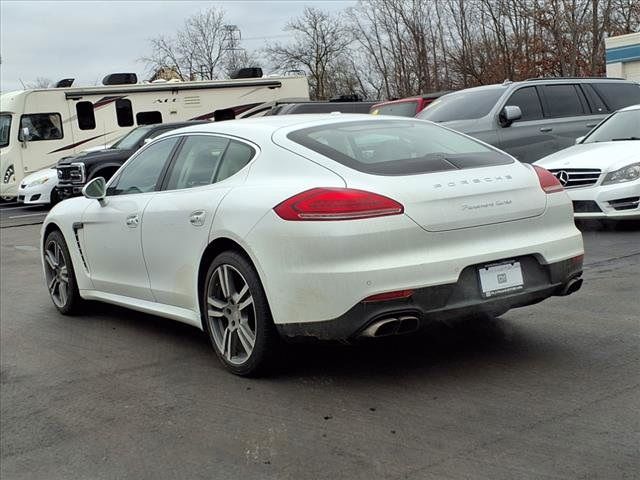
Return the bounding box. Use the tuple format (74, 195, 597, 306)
(363, 289, 414, 303)
(274, 188, 404, 221)
(533, 165, 564, 193)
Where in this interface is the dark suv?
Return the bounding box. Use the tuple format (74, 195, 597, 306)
(57, 121, 207, 199)
(416, 77, 640, 163)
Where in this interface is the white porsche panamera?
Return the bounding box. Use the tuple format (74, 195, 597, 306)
(41, 115, 584, 375)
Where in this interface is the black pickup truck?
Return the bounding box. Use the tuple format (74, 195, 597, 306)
(56, 121, 207, 199)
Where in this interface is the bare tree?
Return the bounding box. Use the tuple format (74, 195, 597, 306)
(143, 7, 252, 80)
(27, 77, 53, 89)
(266, 7, 354, 99)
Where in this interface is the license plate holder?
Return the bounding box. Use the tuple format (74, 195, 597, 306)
(478, 260, 524, 298)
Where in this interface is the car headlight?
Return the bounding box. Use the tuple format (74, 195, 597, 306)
(27, 177, 50, 187)
(602, 162, 640, 185)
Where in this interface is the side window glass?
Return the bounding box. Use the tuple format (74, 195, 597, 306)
(505, 87, 543, 121)
(19, 113, 63, 141)
(581, 84, 608, 114)
(108, 137, 178, 196)
(216, 140, 255, 182)
(592, 83, 640, 111)
(76, 101, 96, 130)
(165, 135, 229, 190)
(136, 111, 162, 125)
(542, 85, 585, 117)
(116, 99, 134, 127)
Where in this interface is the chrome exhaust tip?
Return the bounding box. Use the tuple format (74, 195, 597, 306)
(360, 315, 420, 337)
(558, 277, 583, 296)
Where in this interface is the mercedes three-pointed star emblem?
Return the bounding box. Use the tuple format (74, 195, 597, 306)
(555, 170, 570, 186)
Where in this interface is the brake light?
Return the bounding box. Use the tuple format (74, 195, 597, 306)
(363, 289, 414, 303)
(533, 165, 564, 193)
(274, 188, 404, 221)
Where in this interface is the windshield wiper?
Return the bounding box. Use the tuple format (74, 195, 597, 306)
(611, 137, 640, 141)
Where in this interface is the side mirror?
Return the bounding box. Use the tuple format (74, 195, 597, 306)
(82, 177, 106, 205)
(499, 105, 522, 127)
(21, 127, 30, 147)
(575, 136, 585, 145)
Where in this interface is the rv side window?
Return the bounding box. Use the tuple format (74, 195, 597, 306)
(0, 114, 11, 148)
(136, 111, 163, 126)
(76, 101, 96, 130)
(116, 99, 134, 127)
(19, 113, 63, 141)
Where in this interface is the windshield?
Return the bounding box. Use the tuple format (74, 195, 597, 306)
(110, 126, 153, 150)
(583, 108, 640, 143)
(0, 114, 10, 148)
(417, 87, 506, 122)
(288, 120, 512, 176)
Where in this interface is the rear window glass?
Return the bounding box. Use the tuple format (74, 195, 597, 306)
(279, 103, 373, 114)
(592, 83, 640, 111)
(371, 101, 418, 117)
(287, 120, 513, 176)
(417, 88, 505, 122)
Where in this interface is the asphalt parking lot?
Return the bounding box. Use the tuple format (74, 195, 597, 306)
(1, 216, 638, 479)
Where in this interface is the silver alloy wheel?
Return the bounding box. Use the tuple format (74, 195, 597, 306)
(44, 239, 69, 308)
(207, 264, 257, 365)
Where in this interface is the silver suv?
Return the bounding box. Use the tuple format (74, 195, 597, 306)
(416, 78, 640, 163)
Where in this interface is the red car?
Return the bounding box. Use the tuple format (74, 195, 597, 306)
(369, 91, 451, 117)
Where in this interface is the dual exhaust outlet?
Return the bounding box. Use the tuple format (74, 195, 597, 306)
(361, 315, 420, 338)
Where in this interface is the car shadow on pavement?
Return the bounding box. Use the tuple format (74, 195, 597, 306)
(575, 218, 640, 231)
(274, 316, 540, 380)
(79, 301, 551, 380)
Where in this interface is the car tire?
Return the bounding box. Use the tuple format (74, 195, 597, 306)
(50, 188, 60, 206)
(43, 230, 83, 315)
(202, 251, 279, 376)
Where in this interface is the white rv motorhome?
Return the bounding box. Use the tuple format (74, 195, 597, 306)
(0, 75, 309, 199)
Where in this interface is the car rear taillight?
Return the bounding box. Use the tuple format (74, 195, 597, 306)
(274, 188, 404, 221)
(363, 289, 414, 303)
(533, 165, 564, 193)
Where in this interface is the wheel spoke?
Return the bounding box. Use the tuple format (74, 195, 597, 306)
(218, 265, 232, 299)
(59, 266, 69, 283)
(221, 326, 232, 360)
(55, 243, 62, 266)
(234, 283, 249, 304)
(207, 296, 226, 309)
(59, 281, 68, 305)
(44, 251, 56, 270)
(238, 295, 253, 311)
(237, 322, 255, 353)
(208, 309, 224, 318)
(48, 277, 58, 294)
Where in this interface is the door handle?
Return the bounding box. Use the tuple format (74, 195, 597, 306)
(586, 124, 597, 128)
(125, 214, 139, 228)
(539, 127, 553, 133)
(189, 210, 206, 227)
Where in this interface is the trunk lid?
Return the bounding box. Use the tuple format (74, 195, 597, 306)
(344, 163, 546, 232)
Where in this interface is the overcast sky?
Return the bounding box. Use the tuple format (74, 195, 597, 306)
(0, 0, 355, 92)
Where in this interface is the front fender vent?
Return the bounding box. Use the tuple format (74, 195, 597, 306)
(72, 222, 89, 272)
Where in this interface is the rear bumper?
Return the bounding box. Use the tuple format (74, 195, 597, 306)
(277, 255, 583, 341)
